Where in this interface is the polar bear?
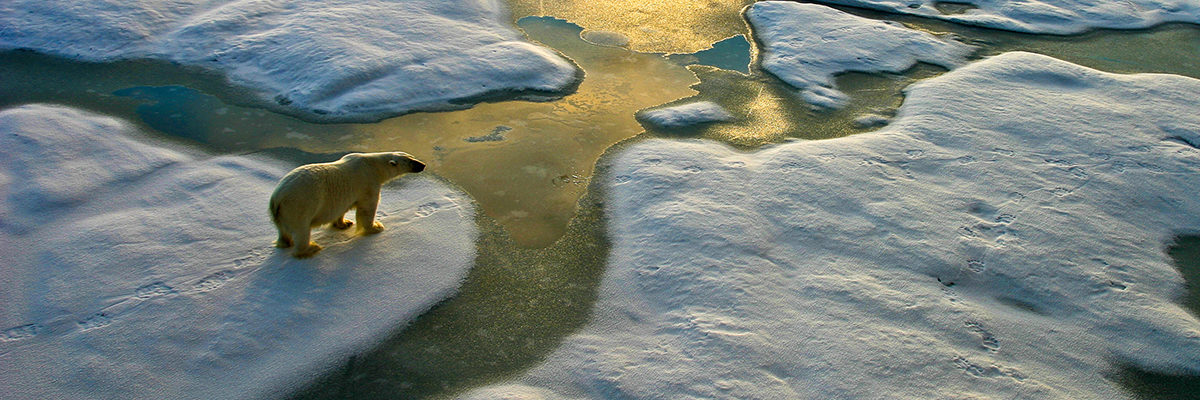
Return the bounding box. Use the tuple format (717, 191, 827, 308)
(269, 152, 426, 258)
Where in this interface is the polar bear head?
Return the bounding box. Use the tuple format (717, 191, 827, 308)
(345, 151, 426, 182)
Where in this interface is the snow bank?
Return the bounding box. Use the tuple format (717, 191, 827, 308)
(0, 105, 477, 399)
(461, 52, 1200, 398)
(813, 0, 1200, 34)
(637, 101, 735, 129)
(0, 0, 579, 121)
(747, 2, 974, 109)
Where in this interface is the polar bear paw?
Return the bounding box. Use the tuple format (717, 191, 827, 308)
(363, 221, 385, 234)
(294, 242, 323, 258)
(332, 218, 353, 230)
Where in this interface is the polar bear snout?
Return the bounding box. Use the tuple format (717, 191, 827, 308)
(387, 152, 425, 173)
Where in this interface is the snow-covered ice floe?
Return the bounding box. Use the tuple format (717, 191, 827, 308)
(813, 0, 1200, 34)
(637, 101, 736, 129)
(747, 2, 974, 109)
(0, 0, 579, 122)
(0, 105, 477, 399)
(460, 52, 1200, 398)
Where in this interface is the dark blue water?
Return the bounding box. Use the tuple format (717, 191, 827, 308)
(668, 34, 753, 73)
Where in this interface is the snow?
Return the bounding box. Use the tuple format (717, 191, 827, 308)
(637, 101, 735, 129)
(0, 105, 477, 399)
(0, 0, 580, 122)
(812, 0, 1200, 34)
(459, 52, 1200, 399)
(853, 113, 892, 128)
(459, 384, 576, 400)
(747, 2, 974, 109)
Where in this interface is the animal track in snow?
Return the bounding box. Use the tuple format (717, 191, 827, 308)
(3, 249, 262, 340)
(77, 312, 113, 331)
(2, 324, 43, 341)
(957, 222, 1011, 243)
(966, 259, 987, 274)
(952, 356, 1025, 381)
(192, 271, 234, 292)
(1093, 259, 1134, 292)
(415, 202, 440, 217)
(1050, 187, 1073, 197)
(861, 156, 914, 180)
(1067, 166, 1088, 179)
(134, 282, 176, 299)
(1043, 157, 1072, 166)
(779, 161, 814, 171)
(1137, 162, 1166, 173)
(965, 320, 1000, 352)
(233, 248, 269, 268)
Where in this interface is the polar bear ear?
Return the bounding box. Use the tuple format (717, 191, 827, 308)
(388, 159, 398, 166)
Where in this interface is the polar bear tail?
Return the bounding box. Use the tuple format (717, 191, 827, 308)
(270, 199, 281, 225)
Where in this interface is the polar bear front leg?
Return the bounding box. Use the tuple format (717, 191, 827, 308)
(356, 193, 385, 234)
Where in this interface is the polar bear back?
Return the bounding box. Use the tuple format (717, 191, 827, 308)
(269, 155, 394, 227)
(273, 164, 368, 226)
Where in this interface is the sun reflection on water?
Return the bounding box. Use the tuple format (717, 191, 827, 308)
(506, 0, 757, 53)
(343, 16, 699, 247)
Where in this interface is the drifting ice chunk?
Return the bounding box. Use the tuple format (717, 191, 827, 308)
(0, 0, 579, 122)
(637, 101, 735, 129)
(812, 0, 1200, 34)
(746, 2, 974, 109)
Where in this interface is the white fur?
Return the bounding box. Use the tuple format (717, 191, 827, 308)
(269, 152, 425, 258)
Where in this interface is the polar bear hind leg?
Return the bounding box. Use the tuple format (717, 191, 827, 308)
(290, 225, 322, 258)
(275, 231, 293, 248)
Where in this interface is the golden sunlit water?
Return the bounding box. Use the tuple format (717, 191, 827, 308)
(507, 0, 757, 53)
(346, 17, 698, 247)
(639, 63, 949, 147)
